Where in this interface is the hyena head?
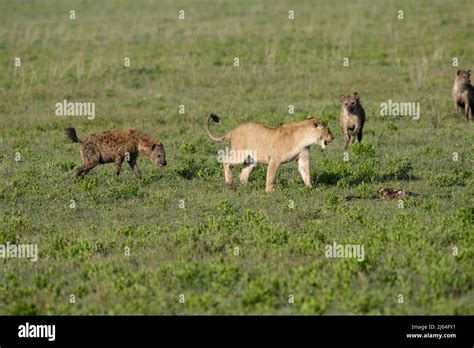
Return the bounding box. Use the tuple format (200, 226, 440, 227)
(150, 143, 167, 167)
(339, 92, 361, 114)
(308, 118, 335, 149)
(456, 69, 471, 85)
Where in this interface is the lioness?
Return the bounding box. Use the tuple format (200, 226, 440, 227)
(204, 113, 334, 192)
(65, 128, 167, 178)
(452, 68, 473, 121)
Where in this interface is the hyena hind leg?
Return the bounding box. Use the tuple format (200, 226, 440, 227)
(77, 161, 98, 178)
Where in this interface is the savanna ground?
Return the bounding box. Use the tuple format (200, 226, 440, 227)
(0, 0, 472, 315)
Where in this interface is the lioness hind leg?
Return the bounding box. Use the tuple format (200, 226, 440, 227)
(239, 162, 256, 184)
(265, 160, 280, 193)
(223, 162, 233, 185)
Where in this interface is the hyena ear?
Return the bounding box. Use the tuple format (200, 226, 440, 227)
(307, 116, 314, 120)
(152, 144, 158, 150)
(354, 92, 359, 100)
(339, 95, 345, 102)
(457, 69, 462, 76)
(468, 69, 472, 76)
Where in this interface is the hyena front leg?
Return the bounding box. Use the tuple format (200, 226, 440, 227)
(114, 155, 124, 176)
(342, 128, 350, 149)
(349, 129, 358, 145)
(464, 103, 470, 121)
(354, 126, 363, 143)
(297, 150, 312, 188)
(454, 101, 461, 116)
(265, 160, 280, 192)
(127, 156, 141, 179)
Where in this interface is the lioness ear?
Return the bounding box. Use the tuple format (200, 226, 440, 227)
(457, 69, 462, 76)
(354, 92, 359, 100)
(314, 120, 325, 128)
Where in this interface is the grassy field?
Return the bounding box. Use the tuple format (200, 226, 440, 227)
(0, 0, 472, 315)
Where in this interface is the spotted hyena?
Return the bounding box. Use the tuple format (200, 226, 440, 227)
(339, 92, 366, 148)
(452, 68, 473, 121)
(65, 128, 167, 178)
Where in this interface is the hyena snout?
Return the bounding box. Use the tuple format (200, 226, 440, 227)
(157, 156, 167, 167)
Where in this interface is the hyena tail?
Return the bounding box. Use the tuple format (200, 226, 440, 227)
(65, 128, 82, 143)
(204, 113, 230, 143)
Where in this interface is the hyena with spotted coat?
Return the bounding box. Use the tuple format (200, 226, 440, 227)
(452, 68, 473, 121)
(65, 128, 167, 178)
(339, 92, 366, 149)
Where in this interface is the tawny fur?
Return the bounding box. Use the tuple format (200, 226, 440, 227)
(339, 92, 366, 149)
(452, 68, 473, 121)
(65, 128, 167, 178)
(204, 114, 334, 192)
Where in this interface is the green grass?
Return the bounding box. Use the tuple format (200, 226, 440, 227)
(0, 0, 473, 315)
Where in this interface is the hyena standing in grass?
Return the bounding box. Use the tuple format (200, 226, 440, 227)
(65, 128, 167, 178)
(452, 68, 473, 121)
(339, 92, 366, 148)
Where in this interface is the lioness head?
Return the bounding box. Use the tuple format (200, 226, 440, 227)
(149, 143, 167, 166)
(308, 118, 334, 149)
(456, 69, 471, 85)
(339, 92, 361, 114)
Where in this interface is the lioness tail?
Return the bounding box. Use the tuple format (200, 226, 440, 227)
(204, 113, 229, 143)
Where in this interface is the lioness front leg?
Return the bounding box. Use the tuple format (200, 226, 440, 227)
(265, 160, 280, 193)
(297, 151, 312, 188)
